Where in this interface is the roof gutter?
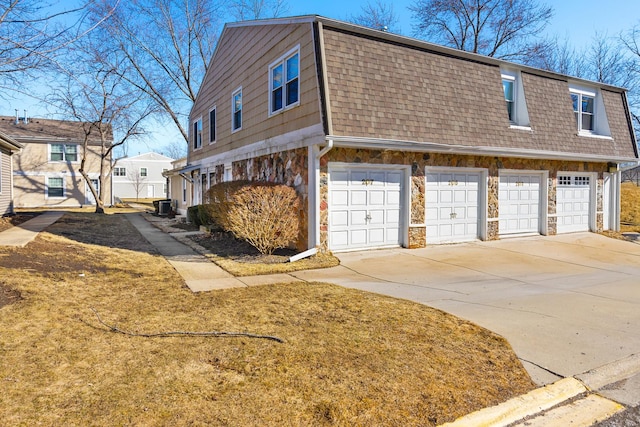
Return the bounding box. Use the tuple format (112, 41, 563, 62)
(327, 135, 639, 164)
(317, 138, 334, 158)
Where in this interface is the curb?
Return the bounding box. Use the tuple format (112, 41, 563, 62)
(440, 355, 640, 427)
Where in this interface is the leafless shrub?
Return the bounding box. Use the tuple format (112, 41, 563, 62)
(225, 184, 300, 255)
(206, 180, 251, 230)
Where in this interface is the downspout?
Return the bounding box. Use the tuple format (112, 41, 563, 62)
(318, 138, 334, 158)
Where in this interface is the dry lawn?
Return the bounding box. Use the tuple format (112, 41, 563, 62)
(0, 212, 535, 425)
(621, 182, 640, 231)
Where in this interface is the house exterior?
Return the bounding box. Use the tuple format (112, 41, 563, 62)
(185, 16, 638, 252)
(163, 157, 192, 215)
(0, 115, 113, 209)
(0, 131, 22, 215)
(112, 152, 174, 200)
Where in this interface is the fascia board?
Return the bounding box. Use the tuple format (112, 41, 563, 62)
(327, 135, 639, 164)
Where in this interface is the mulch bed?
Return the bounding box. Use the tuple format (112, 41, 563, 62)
(190, 231, 297, 264)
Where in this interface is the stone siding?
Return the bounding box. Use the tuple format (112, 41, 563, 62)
(227, 147, 309, 250)
(320, 147, 607, 250)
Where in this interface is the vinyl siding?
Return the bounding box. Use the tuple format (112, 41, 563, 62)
(189, 23, 322, 163)
(0, 148, 12, 215)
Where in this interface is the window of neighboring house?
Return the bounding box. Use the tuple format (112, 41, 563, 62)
(50, 144, 78, 162)
(193, 118, 202, 149)
(270, 47, 300, 114)
(114, 167, 126, 177)
(47, 177, 64, 198)
(209, 107, 216, 143)
(571, 91, 595, 132)
(182, 177, 187, 203)
(232, 88, 242, 132)
(140, 167, 148, 177)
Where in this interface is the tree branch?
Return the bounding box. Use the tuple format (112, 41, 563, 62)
(85, 308, 285, 343)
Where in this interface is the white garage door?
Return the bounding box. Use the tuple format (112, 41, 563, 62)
(499, 173, 541, 235)
(426, 171, 480, 243)
(329, 166, 404, 251)
(557, 174, 592, 233)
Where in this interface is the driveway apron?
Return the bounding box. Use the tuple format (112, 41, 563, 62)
(292, 233, 640, 386)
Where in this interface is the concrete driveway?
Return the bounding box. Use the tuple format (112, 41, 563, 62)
(291, 233, 640, 386)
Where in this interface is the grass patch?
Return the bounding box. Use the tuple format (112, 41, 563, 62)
(0, 212, 534, 425)
(621, 182, 640, 232)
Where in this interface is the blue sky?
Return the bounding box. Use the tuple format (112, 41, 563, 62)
(5, 1, 639, 156)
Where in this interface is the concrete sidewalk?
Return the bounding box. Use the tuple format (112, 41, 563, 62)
(125, 213, 302, 291)
(0, 211, 65, 247)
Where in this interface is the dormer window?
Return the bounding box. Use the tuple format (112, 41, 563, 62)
(502, 76, 515, 122)
(568, 85, 610, 137)
(571, 91, 594, 132)
(501, 70, 530, 128)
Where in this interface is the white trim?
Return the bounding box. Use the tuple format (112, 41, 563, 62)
(45, 174, 66, 199)
(425, 166, 489, 242)
(326, 135, 637, 163)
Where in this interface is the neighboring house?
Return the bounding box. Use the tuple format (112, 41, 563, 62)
(0, 131, 22, 215)
(185, 16, 638, 252)
(163, 157, 192, 215)
(112, 152, 174, 200)
(0, 115, 113, 208)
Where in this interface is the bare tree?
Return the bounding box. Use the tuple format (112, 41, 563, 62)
(348, 1, 400, 33)
(161, 140, 188, 159)
(621, 25, 640, 134)
(127, 169, 148, 201)
(87, 0, 222, 144)
(228, 0, 289, 21)
(0, 1, 113, 96)
(409, 0, 554, 62)
(526, 36, 585, 77)
(49, 38, 157, 213)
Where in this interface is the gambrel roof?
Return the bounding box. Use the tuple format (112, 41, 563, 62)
(199, 15, 637, 163)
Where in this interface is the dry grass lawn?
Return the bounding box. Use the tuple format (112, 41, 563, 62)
(0, 212, 535, 425)
(621, 182, 640, 231)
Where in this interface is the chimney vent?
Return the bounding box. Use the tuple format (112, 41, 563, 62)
(23, 110, 28, 124)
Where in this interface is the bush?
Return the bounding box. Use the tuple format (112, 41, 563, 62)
(187, 204, 217, 228)
(187, 206, 201, 226)
(225, 183, 300, 255)
(206, 181, 251, 230)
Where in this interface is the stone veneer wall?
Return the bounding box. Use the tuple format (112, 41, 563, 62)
(226, 147, 309, 250)
(320, 148, 607, 250)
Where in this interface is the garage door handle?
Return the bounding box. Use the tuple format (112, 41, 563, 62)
(450, 212, 457, 219)
(365, 213, 372, 222)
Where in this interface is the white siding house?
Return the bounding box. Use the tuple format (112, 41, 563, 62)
(112, 152, 173, 200)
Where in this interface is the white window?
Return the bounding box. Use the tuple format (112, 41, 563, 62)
(140, 167, 148, 177)
(182, 178, 187, 203)
(501, 70, 530, 128)
(114, 167, 126, 177)
(502, 76, 515, 122)
(569, 85, 610, 137)
(232, 88, 242, 132)
(209, 107, 216, 143)
(50, 144, 78, 162)
(571, 91, 594, 132)
(192, 117, 202, 149)
(269, 47, 300, 114)
(47, 177, 64, 198)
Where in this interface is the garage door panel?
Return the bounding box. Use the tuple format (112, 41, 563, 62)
(426, 170, 482, 243)
(329, 167, 405, 251)
(499, 173, 542, 235)
(331, 211, 348, 226)
(557, 174, 592, 233)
